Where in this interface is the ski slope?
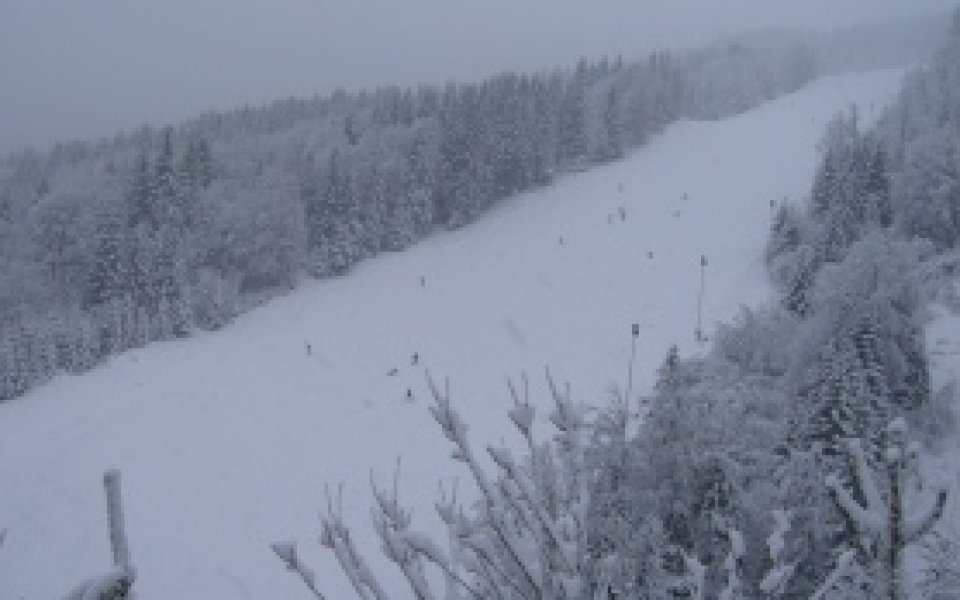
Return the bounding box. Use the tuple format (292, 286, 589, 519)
(0, 69, 905, 599)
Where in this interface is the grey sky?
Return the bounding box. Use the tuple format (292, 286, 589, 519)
(0, 0, 954, 154)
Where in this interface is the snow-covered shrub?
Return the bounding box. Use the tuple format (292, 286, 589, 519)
(894, 128, 960, 251)
(271, 354, 942, 599)
(625, 349, 813, 598)
(785, 230, 933, 461)
(273, 372, 680, 598)
(714, 305, 800, 378)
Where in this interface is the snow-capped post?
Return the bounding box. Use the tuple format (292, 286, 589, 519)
(626, 323, 639, 401)
(103, 469, 130, 570)
(825, 418, 948, 600)
(695, 254, 707, 342)
(63, 471, 136, 600)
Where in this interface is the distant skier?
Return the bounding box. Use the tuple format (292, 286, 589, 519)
(411, 352, 419, 366)
(619, 206, 626, 221)
(387, 367, 398, 376)
(405, 388, 414, 402)
(559, 235, 565, 246)
(420, 275, 426, 287)
(305, 342, 312, 356)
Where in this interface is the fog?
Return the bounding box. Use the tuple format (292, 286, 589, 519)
(0, 0, 954, 154)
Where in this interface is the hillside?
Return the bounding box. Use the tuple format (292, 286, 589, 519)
(0, 69, 905, 599)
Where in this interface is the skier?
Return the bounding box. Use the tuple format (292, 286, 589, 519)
(305, 342, 312, 356)
(411, 352, 419, 366)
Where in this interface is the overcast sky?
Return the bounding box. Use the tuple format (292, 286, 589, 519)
(0, 0, 954, 154)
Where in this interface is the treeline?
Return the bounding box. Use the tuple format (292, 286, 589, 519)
(0, 40, 817, 401)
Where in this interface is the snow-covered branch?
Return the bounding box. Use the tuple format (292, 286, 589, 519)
(905, 488, 948, 544)
(809, 549, 856, 600)
(318, 484, 389, 600)
(271, 541, 327, 599)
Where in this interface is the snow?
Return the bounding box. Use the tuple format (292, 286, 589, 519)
(0, 69, 905, 599)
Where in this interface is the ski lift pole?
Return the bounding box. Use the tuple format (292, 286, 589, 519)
(626, 323, 639, 401)
(696, 254, 707, 342)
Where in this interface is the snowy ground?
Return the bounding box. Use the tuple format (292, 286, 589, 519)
(0, 69, 906, 599)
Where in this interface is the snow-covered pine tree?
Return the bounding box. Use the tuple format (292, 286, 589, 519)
(825, 420, 947, 600)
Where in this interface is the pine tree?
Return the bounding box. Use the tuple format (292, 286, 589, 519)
(811, 149, 839, 217)
(154, 129, 177, 222)
(85, 211, 130, 309)
(179, 135, 213, 195)
(315, 149, 359, 273)
(597, 84, 625, 162)
(127, 151, 154, 230)
(556, 60, 589, 167)
(863, 146, 892, 227)
(765, 204, 802, 265)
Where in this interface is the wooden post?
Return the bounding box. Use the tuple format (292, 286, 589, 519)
(104, 469, 131, 568)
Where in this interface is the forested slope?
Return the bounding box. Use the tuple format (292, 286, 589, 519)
(0, 40, 818, 401)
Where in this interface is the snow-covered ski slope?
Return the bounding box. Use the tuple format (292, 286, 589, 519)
(0, 69, 904, 599)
